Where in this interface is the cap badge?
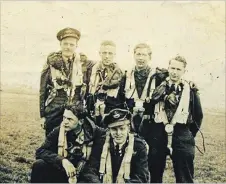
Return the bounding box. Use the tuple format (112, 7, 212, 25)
(113, 112, 120, 118)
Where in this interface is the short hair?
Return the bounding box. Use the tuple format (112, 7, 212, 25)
(65, 101, 85, 119)
(134, 43, 152, 58)
(100, 40, 116, 47)
(169, 55, 187, 68)
(79, 52, 86, 56)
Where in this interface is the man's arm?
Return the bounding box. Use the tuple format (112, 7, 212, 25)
(35, 128, 64, 169)
(40, 52, 61, 118)
(150, 68, 169, 105)
(79, 132, 105, 183)
(39, 63, 50, 118)
(89, 64, 99, 94)
(128, 140, 150, 183)
(189, 89, 203, 137)
(117, 70, 128, 103)
(86, 60, 96, 85)
(103, 66, 123, 90)
(151, 81, 167, 104)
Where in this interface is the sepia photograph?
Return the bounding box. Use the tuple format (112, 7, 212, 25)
(0, 1, 225, 183)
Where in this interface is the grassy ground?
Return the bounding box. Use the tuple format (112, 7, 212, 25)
(0, 91, 225, 183)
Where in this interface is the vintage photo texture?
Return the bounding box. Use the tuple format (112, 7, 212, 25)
(0, 1, 225, 183)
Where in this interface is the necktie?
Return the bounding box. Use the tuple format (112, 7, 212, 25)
(115, 144, 120, 156)
(170, 84, 176, 93)
(102, 68, 107, 80)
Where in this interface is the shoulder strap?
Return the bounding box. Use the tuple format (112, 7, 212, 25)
(147, 73, 157, 98)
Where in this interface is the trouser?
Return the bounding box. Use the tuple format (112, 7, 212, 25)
(149, 149, 194, 183)
(44, 92, 67, 136)
(132, 114, 143, 134)
(145, 123, 195, 183)
(30, 159, 68, 183)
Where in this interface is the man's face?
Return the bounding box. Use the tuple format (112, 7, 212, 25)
(60, 37, 78, 58)
(109, 124, 129, 145)
(62, 110, 79, 132)
(134, 47, 150, 70)
(99, 45, 116, 66)
(168, 60, 185, 83)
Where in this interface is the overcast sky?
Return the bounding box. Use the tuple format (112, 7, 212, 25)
(1, 1, 225, 109)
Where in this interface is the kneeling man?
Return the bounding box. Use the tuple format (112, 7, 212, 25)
(30, 102, 106, 183)
(80, 108, 150, 183)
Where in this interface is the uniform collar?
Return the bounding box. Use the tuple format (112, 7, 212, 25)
(168, 80, 180, 88)
(167, 78, 184, 92)
(112, 136, 128, 150)
(62, 53, 76, 63)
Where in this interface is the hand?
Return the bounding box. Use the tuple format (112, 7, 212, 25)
(98, 81, 104, 86)
(166, 92, 178, 106)
(68, 176, 77, 184)
(62, 159, 76, 178)
(40, 117, 46, 129)
(189, 81, 199, 91)
(102, 84, 109, 91)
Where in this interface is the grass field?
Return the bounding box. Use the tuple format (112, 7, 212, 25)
(0, 91, 225, 183)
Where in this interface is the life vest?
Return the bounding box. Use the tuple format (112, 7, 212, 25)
(89, 62, 122, 98)
(154, 79, 190, 155)
(125, 68, 156, 102)
(99, 133, 134, 183)
(58, 124, 93, 160)
(45, 53, 83, 106)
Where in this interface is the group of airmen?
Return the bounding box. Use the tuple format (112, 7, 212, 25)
(30, 27, 203, 183)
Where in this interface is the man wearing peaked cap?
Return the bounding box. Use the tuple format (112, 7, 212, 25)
(103, 108, 132, 128)
(80, 108, 150, 183)
(31, 101, 106, 183)
(56, 27, 81, 41)
(39, 27, 84, 136)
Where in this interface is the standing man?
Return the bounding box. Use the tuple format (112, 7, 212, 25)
(80, 108, 150, 183)
(124, 43, 156, 133)
(40, 27, 83, 136)
(141, 55, 203, 183)
(79, 52, 96, 99)
(31, 102, 106, 183)
(87, 40, 124, 126)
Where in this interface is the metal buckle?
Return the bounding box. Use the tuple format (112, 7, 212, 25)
(165, 123, 174, 134)
(133, 100, 145, 113)
(133, 106, 145, 113)
(99, 173, 104, 181)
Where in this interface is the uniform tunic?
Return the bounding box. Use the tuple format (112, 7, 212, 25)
(80, 135, 150, 183)
(87, 62, 124, 126)
(81, 60, 96, 99)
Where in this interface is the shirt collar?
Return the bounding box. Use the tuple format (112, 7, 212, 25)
(62, 53, 75, 63)
(168, 80, 179, 88)
(167, 79, 184, 92)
